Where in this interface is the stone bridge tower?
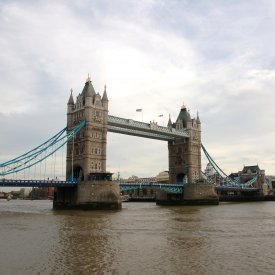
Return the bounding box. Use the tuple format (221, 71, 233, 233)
(66, 75, 108, 181)
(157, 104, 218, 205)
(53, 76, 121, 210)
(168, 104, 201, 184)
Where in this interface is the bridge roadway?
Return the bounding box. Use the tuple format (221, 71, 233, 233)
(118, 182, 184, 194)
(107, 115, 189, 141)
(0, 179, 259, 193)
(0, 179, 184, 194)
(0, 179, 77, 188)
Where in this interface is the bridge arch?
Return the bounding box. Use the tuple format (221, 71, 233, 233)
(176, 173, 187, 184)
(72, 165, 84, 182)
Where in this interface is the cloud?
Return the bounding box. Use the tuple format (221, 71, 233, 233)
(1, 0, 275, 189)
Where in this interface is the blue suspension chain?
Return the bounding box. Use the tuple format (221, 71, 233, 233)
(0, 120, 86, 176)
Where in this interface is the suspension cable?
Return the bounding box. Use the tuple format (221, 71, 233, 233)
(0, 120, 86, 176)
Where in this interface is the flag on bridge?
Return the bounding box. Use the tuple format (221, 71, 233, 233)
(136, 109, 142, 112)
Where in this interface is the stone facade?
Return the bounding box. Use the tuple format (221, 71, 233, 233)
(53, 76, 121, 210)
(54, 77, 218, 208)
(66, 76, 108, 180)
(168, 105, 201, 184)
(156, 184, 219, 205)
(183, 184, 218, 203)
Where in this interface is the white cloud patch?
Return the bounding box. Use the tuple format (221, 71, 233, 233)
(1, 0, 275, 187)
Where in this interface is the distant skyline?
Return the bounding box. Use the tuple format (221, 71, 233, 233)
(1, 0, 275, 190)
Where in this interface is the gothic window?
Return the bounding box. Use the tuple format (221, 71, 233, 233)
(95, 100, 101, 107)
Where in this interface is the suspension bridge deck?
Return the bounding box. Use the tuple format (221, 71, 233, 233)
(0, 179, 185, 194)
(119, 182, 185, 194)
(0, 179, 77, 187)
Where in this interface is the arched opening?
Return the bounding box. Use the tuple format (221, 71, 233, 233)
(73, 166, 84, 182)
(176, 173, 186, 184)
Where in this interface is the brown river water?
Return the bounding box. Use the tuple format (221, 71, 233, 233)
(0, 200, 275, 275)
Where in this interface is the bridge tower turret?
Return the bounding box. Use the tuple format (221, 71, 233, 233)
(67, 89, 74, 128)
(66, 75, 108, 181)
(157, 105, 218, 205)
(168, 104, 201, 184)
(54, 76, 121, 210)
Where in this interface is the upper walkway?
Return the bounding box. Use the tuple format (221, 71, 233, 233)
(107, 115, 189, 141)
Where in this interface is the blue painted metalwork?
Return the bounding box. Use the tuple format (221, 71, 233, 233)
(0, 120, 86, 176)
(201, 143, 258, 189)
(0, 127, 67, 167)
(0, 179, 77, 187)
(119, 182, 184, 194)
(0, 179, 184, 193)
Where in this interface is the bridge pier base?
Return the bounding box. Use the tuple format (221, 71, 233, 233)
(53, 181, 121, 210)
(156, 184, 219, 205)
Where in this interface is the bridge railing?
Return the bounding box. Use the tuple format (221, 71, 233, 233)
(0, 179, 77, 187)
(119, 181, 184, 194)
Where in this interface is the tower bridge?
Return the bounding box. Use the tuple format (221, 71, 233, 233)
(59, 76, 216, 209)
(0, 76, 223, 209)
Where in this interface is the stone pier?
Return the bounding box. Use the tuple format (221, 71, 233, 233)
(156, 184, 219, 205)
(53, 178, 121, 210)
(157, 104, 219, 205)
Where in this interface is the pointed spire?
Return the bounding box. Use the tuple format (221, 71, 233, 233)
(196, 111, 201, 123)
(102, 84, 108, 101)
(82, 74, 96, 98)
(68, 88, 74, 105)
(187, 109, 191, 120)
(181, 102, 186, 110)
(86, 73, 91, 83)
(168, 114, 172, 127)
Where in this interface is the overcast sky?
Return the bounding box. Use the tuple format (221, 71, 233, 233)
(1, 0, 275, 186)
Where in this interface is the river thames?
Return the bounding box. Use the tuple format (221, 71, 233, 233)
(0, 200, 275, 274)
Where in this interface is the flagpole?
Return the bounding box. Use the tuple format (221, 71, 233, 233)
(158, 114, 164, 126)
(136, 108, 143, 122)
